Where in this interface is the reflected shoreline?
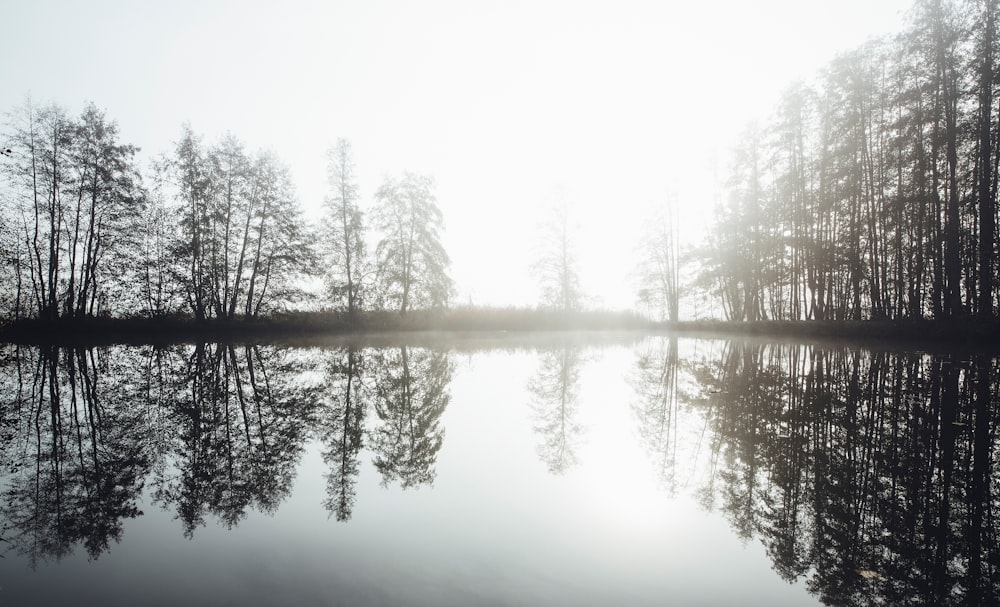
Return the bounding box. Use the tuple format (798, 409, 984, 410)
(3, 312, 1000, 350)
(0, 337, 996, 606)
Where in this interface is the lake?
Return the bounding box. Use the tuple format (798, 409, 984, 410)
(0, 333, 995, 606)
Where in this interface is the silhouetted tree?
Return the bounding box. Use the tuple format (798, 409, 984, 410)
(973, 0, 997, 317)
(138, 180, 180, 316)
(323, 139, 367, 316)
(239, 152, 317, 316)
(701, 0, 1000, 321)
(372, 173, 452, 313)
(164, 124, 211, 320)
(707, 124, 768, 320)
(65, 104, 145, 318)
(159, 128, 317, 319)
(1, 101, 144, 320)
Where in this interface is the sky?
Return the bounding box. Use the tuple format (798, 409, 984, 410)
(0, 0, 914, 312)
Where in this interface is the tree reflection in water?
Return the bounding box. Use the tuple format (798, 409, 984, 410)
(0, 342, 456, 556)
(318, 345, 369, 521)
(528, 346, 583, 475)
(369, 346, 453, 490)
(631, 336, 682, 494)
(0, 345, 152, 567)
(150, 343, 321, 537)
(0, 338, 996, 607)
(633, 338, 1000, 607)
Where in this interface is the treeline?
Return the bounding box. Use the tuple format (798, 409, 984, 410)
(703, 0, 999, 321)
(0, 104, 452, 322)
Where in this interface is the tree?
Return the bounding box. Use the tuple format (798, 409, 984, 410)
(64, 103, 145, 318)
(925, 0, 967, 317)
(4, 102, 73, 320)
(322, 139, 366, 316)
(205, 134, 252, 319)
(637, 199, 681, 321)
(137, 183, 179, 317)
(160, 128, 316, 319)
(973, 0, 997, 317)
(239, 152, 317, 316)
(697, 0, 1000, 322)
(534, 200, 583, 312)
(767, 82, 815, 320)
(1, 101, 144, 320)
(165, 124, 211, 320)
(372, 172, 452, 313)
(710, 123, 768, 321)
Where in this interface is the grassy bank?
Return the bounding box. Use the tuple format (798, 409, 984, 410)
(652, 318, 1000, 349)
(1, 309, 999, 347)
(0, 308, 650, 345)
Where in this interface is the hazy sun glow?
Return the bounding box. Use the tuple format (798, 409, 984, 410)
(1, 0, 912, 310)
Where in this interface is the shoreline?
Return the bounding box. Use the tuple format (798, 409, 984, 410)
(1, 312, 999, 348)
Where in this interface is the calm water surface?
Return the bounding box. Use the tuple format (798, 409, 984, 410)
(0, 334, 996, 606)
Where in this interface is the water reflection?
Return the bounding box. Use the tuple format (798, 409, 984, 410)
(0, 346, 151, 566)
(528, 346, 583, 475)
(318, 345, 368, 521)
(150, 343, 320, 537)
(631, 336, 681, 494)
(638, 339, 1000, 606)
(0, 338, 996, 606)
(370, 346, 453, 489)
(0, 343, 459, 550)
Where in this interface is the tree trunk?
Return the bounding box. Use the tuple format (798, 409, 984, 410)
(977, 0, 996, 317)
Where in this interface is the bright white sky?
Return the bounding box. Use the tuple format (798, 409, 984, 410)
(0, 0, 913, 312)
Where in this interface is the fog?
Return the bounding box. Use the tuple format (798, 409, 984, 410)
(0, 0, 911, 310)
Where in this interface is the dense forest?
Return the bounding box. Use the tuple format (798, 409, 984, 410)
(702, 0, 1000, 321)
(1, 0, 998, 327)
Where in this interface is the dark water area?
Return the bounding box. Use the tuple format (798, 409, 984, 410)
(0, 335, 996, 606)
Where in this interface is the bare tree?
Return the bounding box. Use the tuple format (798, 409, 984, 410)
(2, 101, 143, 320)
(534, 200, 583, 312)
(637, 199, 680, 322)
(322, 139, 366, 316)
